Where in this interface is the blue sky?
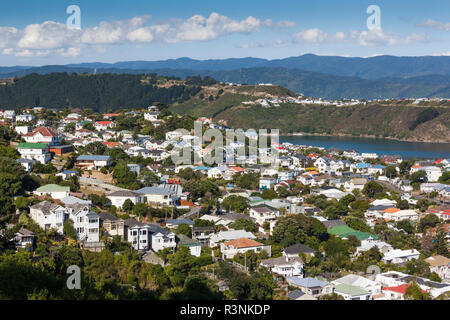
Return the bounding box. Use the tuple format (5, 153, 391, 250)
(0, 0, 449, 65)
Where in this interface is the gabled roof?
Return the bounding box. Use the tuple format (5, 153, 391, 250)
(287, 277, 328, 288)
(224, 238, 263, 248)
(35, 184, 70, 193)
(284, 243, 315, 254)
(24, 126, 57, 137)
(334, 283, 369, 296)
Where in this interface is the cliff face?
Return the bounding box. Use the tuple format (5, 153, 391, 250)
(213, 104, 450, 143)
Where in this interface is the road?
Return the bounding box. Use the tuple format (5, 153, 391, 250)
(376, 180, 450, 206)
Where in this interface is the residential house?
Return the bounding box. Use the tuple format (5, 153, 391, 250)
(98, 211, 125, 239)
(24, 127, 60, 146)
(136, 187, 178, 206)
(425, 255, 450, 280)
(286, 277, 333, 298)
(94, 121, 114, 131)
(177, 234, 202, 257)
(33, 184, 70, 199)
(30, 201, 69, 234)
(382, 249, 420, 264)
(333, 284, 372, 300)
(332, 274, 382, 295)
(209, 230, 257, 247)
(17, 158, 34, 172)
(18, 143, 51, 164)
(260, 255, 304, 277)
(283, 243, 315, 258)
(76, 155, 112, 170)
(286, 289, 317, 300)
(68, 204, 100, 243)
(344, 178, 367, 192)
(107, 190, 142, 208)
(220, 238, 271, 259)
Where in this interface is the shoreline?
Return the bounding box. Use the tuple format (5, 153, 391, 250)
(280, 132, 450, 144)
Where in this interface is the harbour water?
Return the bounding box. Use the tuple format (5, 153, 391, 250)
(280, 135, 450, 159)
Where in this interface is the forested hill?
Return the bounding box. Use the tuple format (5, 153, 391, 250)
(0, 73, 205, 112)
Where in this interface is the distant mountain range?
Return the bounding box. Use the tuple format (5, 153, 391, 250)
(1, 54, 450, 99)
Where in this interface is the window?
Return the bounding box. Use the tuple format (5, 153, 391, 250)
(89, 228, 98, 233)
(89, 219, 98, 224)
(132, 231, 137, 236)
(77, 227, 84, 233)
(141, 230, 147, 235)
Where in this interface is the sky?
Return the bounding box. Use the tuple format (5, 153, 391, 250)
(0, 0, 449, 66)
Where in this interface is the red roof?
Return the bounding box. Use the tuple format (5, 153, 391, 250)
(24, 126, 57, 137)
(95, 121, 112, 125)
(103, 113, 119, 116)
(382, 284, 426, 294)
(102, 141, 122, 148)
(224, 238, 263, 249)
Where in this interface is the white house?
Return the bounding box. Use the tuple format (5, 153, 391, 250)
(344, 178, 367, 192)
(125, 219, 176, 252)
(18, 143, 51, 164)
(135, 187, 178, 206)
(260, 256, 304, 277)
(68, 204, 100, 243)
(23, 127, 60, 146)
(30, 201, 69, 234)
(15, 126, 31, 135)
(425, 255, 450, 280)
(107, 190, 142, 208)
(220, 238, 271, 259)
(33, 184, 70, 199)
(382, 249, 420, 264)
(16, 114, 35, 122)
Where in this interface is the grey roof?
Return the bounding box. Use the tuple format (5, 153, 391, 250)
(166, 219, 193, 225)
(135, 187, 175, 195)
(77, 155, 111, 161)
(261, 256, 303, 267)
(97, 211, 120, 221)
(30, 201, 63, 214)
(108, 190, 140, 197)
(17, 158, 35, 163)
(322, 219, 347, 229)
(287, 290, 305, 300)
(284, 243, 315, 255)
(124, 218, 170, 235)
(287, 277, 328, 288)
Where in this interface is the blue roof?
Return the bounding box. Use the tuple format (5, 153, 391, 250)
(371, 165, 386, 169)
(77, 155, 111, 161)
(355, 162, 371, 169)
(136, 187, 174, 195)
(287, 277, 328, 288)
(61, 170, 78, 174)
(193, 166, 211, 171)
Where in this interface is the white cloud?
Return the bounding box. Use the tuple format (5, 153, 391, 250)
(239, 39, 287, 48)
(354, 29, 430, 46)
(292, 28, 345, 44)
(0, 13, 293, 57)
(418, 19, 450, 32)
(292, 28, 431, 47)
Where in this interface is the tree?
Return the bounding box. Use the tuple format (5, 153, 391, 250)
(132, 203, 147, 219)
(63, 219, 76, 240)
(404, 282, 431, 300)
(385, 166, 397, 178)
(222, 195, 249, 213)
(438, 171, 450, 185)
(362, 181, 383, 198)
(418, 214, 440, 232)
(397, 199, 409, 210)
(122, 199, 134, 213)
(410, 170, 427, 183)
(396, 220, 414, 234)
(176, 224, 192, 238)
(261, 189, 278, 200)
(166, 246, 196, 286)
(229, 218, 257, 232)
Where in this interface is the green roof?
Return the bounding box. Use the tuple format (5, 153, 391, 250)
(18, 143, 48, 149)
(341, 231, 379, 241)
(327, 225, 356, 235)
(36, 184, 70, 192)
(334, 284, 369, 296)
